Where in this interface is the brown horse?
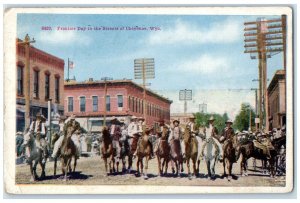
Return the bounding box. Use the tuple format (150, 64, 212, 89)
(136, 128, 152, 179)
(60, 130, 78, 181)
(222, 136, 239, 181)
(169, 138, 183, 177)
(183, 126, 199, 179)
(101, 127, 115, 175)
(237, 140, 277, 178)
(156, 127, 170, 176)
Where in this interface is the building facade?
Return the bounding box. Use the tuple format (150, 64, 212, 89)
(16, 39, 65, 131)
(268, 69, 286, 130)
(64, 79, 172, 132)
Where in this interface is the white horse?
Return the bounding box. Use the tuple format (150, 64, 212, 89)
(22, 131, 47, 182)
(202, 127, 218, 179)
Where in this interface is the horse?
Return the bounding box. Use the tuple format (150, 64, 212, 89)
(50, 132, 60, 176)
(272, 136, 286, 175)
(22, 131, 47, 182)
(222, 135, 239, 181)
(60, 128, 79, 181)
(182, 126, 199, 179)
(237, 140, 277, 178)
(136, 129, 152, 179)
(202, 127, 219, 180)
(119, 133, 133, 174)
(101, 127, 115, 175)
(156, 127, 170, 177)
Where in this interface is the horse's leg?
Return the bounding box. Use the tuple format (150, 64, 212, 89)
(136, 158, 140, 176)
(192, 158, 197, 177)
(73, 157, 77, 173)
(144, 156, 149, 179)
(40, 160, 46, 179)
(223, 157, 227, 178)
(197, 159, 200, 176)
(229, 161, 233, 180)
(187, 158, 192, 179)
(164, 158, 169, 175)
(29, 163, 35, 182)
(206, 160, 211, 178)
(140, 158, 144, 177)
(157, 156, 162, 176)
(33, 160, 39, 180)
(68, 158, 72, 173)
(210, 158, 216, 179)
(54, 158, 57, 176)
(104, 158, 108, 175)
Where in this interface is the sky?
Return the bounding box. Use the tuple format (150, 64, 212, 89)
(17, 14, 284, 119)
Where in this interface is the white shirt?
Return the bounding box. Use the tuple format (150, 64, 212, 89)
(128, 122, 138, 137)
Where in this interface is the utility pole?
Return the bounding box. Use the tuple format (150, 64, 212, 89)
(244, 16, 286, 132)
(134, 58, 155, 125)
(101, 77, 113, 126)
(17, 34, 35, 130)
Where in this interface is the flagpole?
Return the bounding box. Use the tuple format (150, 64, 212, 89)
(67, 58, 70, 81)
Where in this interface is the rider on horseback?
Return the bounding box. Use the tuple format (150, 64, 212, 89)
(219, 119, 236, 162)
(28, 112, 48, 163)
(109, 117, 122, 161)
(153, 120, 170, 158)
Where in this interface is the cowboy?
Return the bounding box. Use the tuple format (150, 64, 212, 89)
(207, 116, 223, 161)
(153, 120, 170, 156)
(127, 116, 138, 138)
(219, 119, 235, 143)
(109, 117, 122, 160)
(169, 119, 184, 155)
(51, 114, 81, 159)
(51, 115, 68, 158)
(28, 112, 48, 162)
(186, 115, 198, 137)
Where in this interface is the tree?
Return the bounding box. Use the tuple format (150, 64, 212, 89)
(233, 103, 256, 131)
(194, 112, 227, 133)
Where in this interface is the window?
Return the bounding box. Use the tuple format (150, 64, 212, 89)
(55, 77, 60, 102)
(17, 66, 23, 95)
(45, 74, 50, 100)
(106, 96, 110, 112)
(33, 70, 39, 98)
(117, 95, 123, 108)
(80, 96, 86, 112)
(92, 96, 98, 112)
(68, 97, 73, 112)
(128, 96, 131, 111)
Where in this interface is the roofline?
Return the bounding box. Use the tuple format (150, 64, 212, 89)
(268, 69, 285, 92)
(64, 79, 173, 104)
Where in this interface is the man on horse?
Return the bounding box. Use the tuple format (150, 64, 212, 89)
(109, 117, 122, 161)
(153, 120, 170, 157)
(127, 116, 138, 138)
(28, 112, 48, 163)
(169, 119, 183, 153)
(219, 119, 236, 161)
(206, 116, 223, 161)
(186, 115, 198, 137)
(51, 114, 81, 159)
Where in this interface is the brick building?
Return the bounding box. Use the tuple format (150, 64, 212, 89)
(16, 39, 65, 131)
(268, 69, 286, 129)
(64, 79, 172, 132)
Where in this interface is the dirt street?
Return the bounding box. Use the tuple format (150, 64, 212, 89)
(16, 156, 285, 187)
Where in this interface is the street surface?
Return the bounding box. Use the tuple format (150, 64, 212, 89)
(16, 156, 285, 186)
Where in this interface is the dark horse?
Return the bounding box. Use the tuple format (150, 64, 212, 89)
(169, 138, 184, 177)
(272, 136, 286, 175)
(119, 133, 133, 174)
(156, 127, 170, 176)
(101, 127, 115, 175)
(237, 140, 277, 178)
(222, 136, 239, 181)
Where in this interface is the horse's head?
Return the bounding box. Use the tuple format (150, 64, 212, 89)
(183, 125, 191, 142)
(161, 127, 169, 140)
(22, 132, 32, 146)
(102, 126, 110, 139)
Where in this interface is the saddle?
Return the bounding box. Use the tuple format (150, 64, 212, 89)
(253, 140, 273, 158)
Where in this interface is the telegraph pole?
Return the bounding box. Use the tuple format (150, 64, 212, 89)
(244, 16, 286, 132)
(134, 58, 155, 125)
(179, 89, 192, 116)
(17, 34, 35, 129)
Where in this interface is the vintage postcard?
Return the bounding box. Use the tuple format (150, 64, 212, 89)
(4, 6, 293, 194)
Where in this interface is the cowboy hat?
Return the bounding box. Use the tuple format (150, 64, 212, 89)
(70, 114, 76, 120)
(225, 119, 233, 124)
(16, 131, 23, 136)
(208, 116, 215, 121)
(59, 115, 67, 121)
(131, 116, 137, 120)
(189, 115, 195, 119)
(138, 117, 145, 121)
(173, 119, 180, 124)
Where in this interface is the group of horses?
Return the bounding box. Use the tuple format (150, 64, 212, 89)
(100, 125, 287, 181)
(20, 123, 287, 182)
(22, 124, 79, 182)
